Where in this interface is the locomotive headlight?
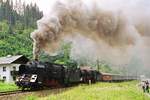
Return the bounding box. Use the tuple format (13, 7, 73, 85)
(16, 78, 19, 82)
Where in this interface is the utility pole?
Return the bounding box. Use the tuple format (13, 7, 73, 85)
(125, 64, 128, 80)
(96, 59, 100, 71)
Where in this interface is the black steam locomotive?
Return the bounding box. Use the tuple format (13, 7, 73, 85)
(15, 61, 99, 90)
(15, 61, 137, 90)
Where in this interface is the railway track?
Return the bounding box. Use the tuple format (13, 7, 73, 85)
(0, 87, 72, 100)
(0, 87, 71, 97)
(0, 90, 23, 96)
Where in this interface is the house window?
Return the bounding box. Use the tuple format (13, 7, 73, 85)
(3, 67, 6, 72)
(3, 76, 6, 81)
(13, 66, 16, 71)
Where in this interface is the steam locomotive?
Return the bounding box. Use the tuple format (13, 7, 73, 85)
(15, 61, 137, 90)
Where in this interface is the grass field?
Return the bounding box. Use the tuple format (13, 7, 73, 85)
(0, 81, 149, 100)
(0, 82, 19, 92)
(25, 81, 150, 100)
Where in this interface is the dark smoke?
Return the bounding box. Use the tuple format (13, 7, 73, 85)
(31, 0, 150, 76)
(31, 0, 138, 59)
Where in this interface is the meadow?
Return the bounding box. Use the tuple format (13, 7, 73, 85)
(0, 82, 19, 92)
(25, 81, 150, 100)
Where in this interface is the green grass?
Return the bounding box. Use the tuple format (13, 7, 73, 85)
(0, 82, 19, 92)
(38, 81, 150, 100)
(25, 95, 38, 100)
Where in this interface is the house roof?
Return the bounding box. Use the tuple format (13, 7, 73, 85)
(0, 55, 29, 65)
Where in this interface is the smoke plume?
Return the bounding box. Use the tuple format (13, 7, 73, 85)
(31, 0, 150, 75)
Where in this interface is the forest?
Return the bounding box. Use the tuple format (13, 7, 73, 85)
(0, 0, 81, 66)
(0, 0, 42, 58)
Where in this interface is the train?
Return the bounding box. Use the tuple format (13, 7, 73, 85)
(15, 61, 137, 90)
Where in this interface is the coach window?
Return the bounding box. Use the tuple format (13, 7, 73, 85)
(3, 67, 6, 72)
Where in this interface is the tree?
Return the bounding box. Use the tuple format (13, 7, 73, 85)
(7, 25, 13, 34)
(0, 0, 43, 58)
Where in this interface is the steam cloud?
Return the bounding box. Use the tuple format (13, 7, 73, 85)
(31, 0, 150, 75)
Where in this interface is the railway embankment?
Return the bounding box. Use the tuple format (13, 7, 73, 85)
(0, 81, 147, 100)
(0, 81, 149, 100)
(40, 81, 150, 100)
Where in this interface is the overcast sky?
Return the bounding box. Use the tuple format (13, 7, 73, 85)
(13, 0, 55, 14)
(14, 0, 150, 15)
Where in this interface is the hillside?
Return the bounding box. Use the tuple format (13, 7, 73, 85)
(0, 0, 43, 58)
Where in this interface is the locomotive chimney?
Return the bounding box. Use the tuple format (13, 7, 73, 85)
(32, 39, 40, 61)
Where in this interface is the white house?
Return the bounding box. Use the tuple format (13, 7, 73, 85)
(0, 55, 29, 83)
